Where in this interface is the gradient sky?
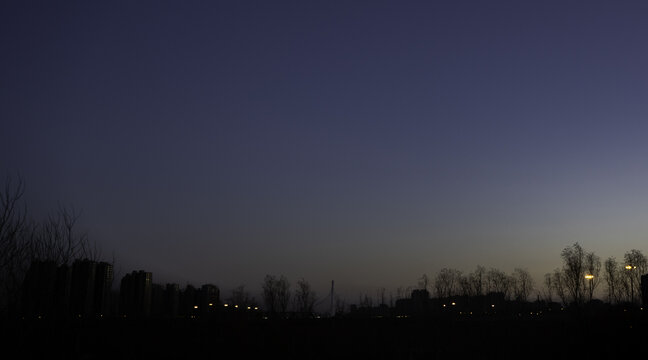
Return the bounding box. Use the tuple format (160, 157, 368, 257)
(2, 0, 648, 302)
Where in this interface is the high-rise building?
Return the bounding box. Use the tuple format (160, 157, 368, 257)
(21, 260, 58, 317)
(119, 270, 152, 317)
(165, 283, 180, 318)
(94, 262, 113, 316)
(70, 260, 97, 317)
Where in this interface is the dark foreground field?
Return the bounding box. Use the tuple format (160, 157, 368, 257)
(4, 311, 647, 359)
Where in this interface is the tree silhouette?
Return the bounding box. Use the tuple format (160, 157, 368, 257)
(512, 268, 534, 302)
(604, 257, 621, 304)
(583, 252, 601, 302)
(434, 268, 461, 299)
(485, 268, 512, 299)
(0, 175, 28, 315)
(550, 268, 567, 305)
(229, 285, 256, 308)
(541, 273, 553, 303)
(560, 243, 585, 305)
(622, 249, 647, 304)
(262, 274, 290, 317)
(294, 278, 316, 315)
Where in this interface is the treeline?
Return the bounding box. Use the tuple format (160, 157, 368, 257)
(225, 277, 318, 317)
(3, 175, 647, 318)
(353, 243, 647, 311)
(544, 243, 646, 306)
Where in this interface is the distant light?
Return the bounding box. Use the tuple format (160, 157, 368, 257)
(451, 302, 456, 306)
(626, 265, 633, 270)
(235, 305, 239, 308)
(584, 274, 594, 280)
(247, 306, 251, 310)
(224, 304, 229, 307)
(491, 304, 495, 308)
(443, 304, 446, 307)
(209, 303, 213, 306)
(194, 305, 199, 309)
(254, 307, 258, 310)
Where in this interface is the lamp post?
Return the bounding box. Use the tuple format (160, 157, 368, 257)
(584, 274, 594, 302)
(625, 265, 636, 304)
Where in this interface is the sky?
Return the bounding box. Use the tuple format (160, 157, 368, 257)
(2, 0, 648, 302)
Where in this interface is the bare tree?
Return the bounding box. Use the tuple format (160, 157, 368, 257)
(583, 251, 601, 302)
(622, 249, 647, 304)
(294, 278, 316, 315)
(434, 268, 461, 299)
(604, 257, 620, 304)
(457, 266, 487, 297)
(512, 268, 534, 302)
(32, 206, 99, 265)
(0, 175, 29, 315)
(560, 243, 585, 305)
(470, 265, 486, 296)
(552, 268, 568, 305)
(542, 273, 553, 303)
(229, 285, 255, 307)
(485, 268, 512, 299)
(276, 275, 291, 314)
(262, 275, 290, 315)
(459, 274, 473, 297)
(418, 274, 429, 291)
(262, 275, 278, 314)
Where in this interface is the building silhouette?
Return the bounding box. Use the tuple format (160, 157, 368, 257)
(94, 262, 113, 316)
(165, 283, 180, 318)
(21, 260, 59, 317)
(70, 260, 96, 317)
(22, 259, 112, 319)
(119, 270, 152, 318)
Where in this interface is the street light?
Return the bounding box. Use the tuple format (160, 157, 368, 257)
(625, 265, 636, 304)
(584, 274, 594, 302)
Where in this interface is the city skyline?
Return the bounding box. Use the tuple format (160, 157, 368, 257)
(3, 1, 648, 300)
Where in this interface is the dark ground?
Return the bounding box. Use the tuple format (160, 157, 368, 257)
(4, 310, 647, 359)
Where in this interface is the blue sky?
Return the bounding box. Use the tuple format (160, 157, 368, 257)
(2, 0, 648, 301)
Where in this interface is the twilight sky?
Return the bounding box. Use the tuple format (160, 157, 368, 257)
(2, 0, 648, 301)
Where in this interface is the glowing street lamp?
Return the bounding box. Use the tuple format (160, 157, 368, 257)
(625, 265, 637, 303)
(584, 274, 595, 302)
